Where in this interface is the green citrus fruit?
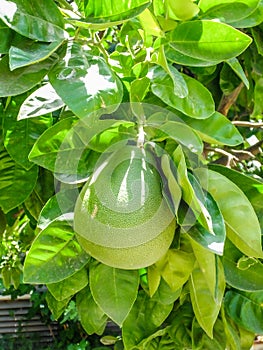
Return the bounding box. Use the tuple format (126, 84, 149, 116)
(74, 145, 176, 269)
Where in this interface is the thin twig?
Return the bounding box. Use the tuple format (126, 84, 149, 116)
(232, 121, 263, 128)
(207, 139, 263, 166)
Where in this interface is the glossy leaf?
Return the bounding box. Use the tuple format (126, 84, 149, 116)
(88, 122, 137, 152)
(187, 192, 226, 255)
(47, 267, 89, 301)
(0, 147, 38, 213)
(165, 45, 218, 67)
(46, 292, 71, 320)
(154, 248, 195, 291)
(49, 42, 123, 118)
(199, 0, 260, 25)
(226, 58, 249, 89)
(23, 220, 90, 284)
(153, 48, 188, 98)
(3, 95, 53, 169)
(148, 64, 188, 98)
(38, 189, 78, 230)
(173, 146, 213, 232)
(151, 70, 215, 119)
(166, 0, 199, 21)
(122, 290, 173, 350)
(224, 290, 263, 334)
(151, 279, 181, 305)
(0, 0, 66, 41)
(76, 286, 108, 335)
(0, 19, 13, 54)
(9, 39, 63, 70)
(72, 0, 150, 29)
(29, 117, 77, 171)
(223, 239, 263, 291)
(29, 116, 116, 182)
(156, 121, 203, 154)
(89, 262, 139, 326)
(169, 20, 252, 62)
(180, 112, 243, 146)
(18, 83, 65, 120)
(231, 1, 263, 28)
(189, 257, 225, 337)
(160, 154, 182, 215)
(138, 8, 164, 37)
(221, 306, 242, 350)
(0, 55, 54, 97)
(192, 317, 226, 350)
(196, 169, 263, 258)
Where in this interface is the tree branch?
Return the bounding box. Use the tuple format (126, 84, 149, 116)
(232, 121, 263, 128)
(207, 139, 263, 166)
(218, 83, 244, 116)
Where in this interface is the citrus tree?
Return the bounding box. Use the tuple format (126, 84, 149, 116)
(0, 0, 263, 349)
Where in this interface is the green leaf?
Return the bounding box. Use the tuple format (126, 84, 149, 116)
(49, 42, 123, 118)
(165, 45, 218, 67)
(151, 71, 215, 119)
(46, 291, 71, 320)
(153, 121, 203, 154)
(130, 78, 151, 119)
(221, 306, 242, 350)
(169, 20, 252, 62)
(252, 26, 263, 56)
(152, 48, 189, 98)
(76, 286, 108, 335)
(23, 220, 90, 284)
(89, 262, 139, 326)
(189, 257, 225, 338)
(72, 0, 151, 29)
(0, 0, 66, 41)
(166, 0, 200, 20)
(224, 290, 263, 334)
(252, 77, 263, 117)
(199, 0, 260, 25)
(154, 248, 195, 291)
(0, 19, 14, 54)
(38, 189, 78, 230)
(3, 95, 53, 169)
(18, 83, 65, 120)
(172, 146, 213, 231)
(47, 267, 89, 301)
(0, 55, 54, 97)
(223, 239, 263, 291)
(196, 169, 263, 258)
(226, 58, 249, 89)
(88, 122, 137, 152)
(192, 317, 226, 350)
(187, 191, 226, 255)
(167, 303, 193, 347)
(138, 8, 164, 37)
(180, 112, 243, 146)
(151, 278, 181, 305)
(0, 147, 38, 213)
(28, 117, 77, 171)
(9, 38, 63, 70)
(29, 116, 116, 182)
(0, 209, 6, 235)
(122, 290, 173, 350)
(230, 0, 263, 28)
(160, 154, 182, 215)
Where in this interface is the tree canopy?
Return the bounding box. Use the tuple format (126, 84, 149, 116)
(0, 1, 263, 349)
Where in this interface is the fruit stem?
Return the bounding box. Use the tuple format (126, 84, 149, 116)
(137, 124, 145, 148)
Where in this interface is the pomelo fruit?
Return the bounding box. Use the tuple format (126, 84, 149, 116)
(74, 145, 176, 269)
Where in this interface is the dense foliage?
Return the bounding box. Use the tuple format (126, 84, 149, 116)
(0, 0, 263, 349)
